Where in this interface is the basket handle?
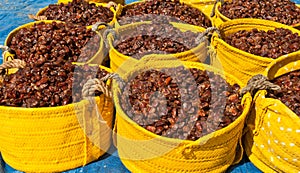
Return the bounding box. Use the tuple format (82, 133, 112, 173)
(103, 28, 118, 49)
(0, 59, 26, 82)
(82, 75, 112, 99)
(195, 27, 220, 44)
(106, 1, 118, 11)
(91, 21, 111, 32)
(210, 0, 224, 17)
(240, 74, 281, 96)
(0, 45, 14, 60)
(91, 22, 114, 54)
(28, 14, 47, 21)
(82, 73, 124, 99)
(0, 59, 26, 72)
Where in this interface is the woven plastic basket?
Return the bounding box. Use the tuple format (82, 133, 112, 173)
(112, 55, 252, 173)
(107, 21, 209, 75)
(0, 60, 114, 172)
(32, 0, 119, 30)
(210, 18, 300, 85)
(114, 0, 213, 28)
(3, 20, 107, 65)
(244, 54, 300, 173)
(212, 1, 300, 28)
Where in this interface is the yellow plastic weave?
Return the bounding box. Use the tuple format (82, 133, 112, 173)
(210, 18, 300, 86)
(244, 54, 300, 173)
(213, 2, 300, 28)
(0, 65, 114, 172)
(108, 21, 208, 75)
(4, 20, 106, 65)
(112, 55, 252, 173)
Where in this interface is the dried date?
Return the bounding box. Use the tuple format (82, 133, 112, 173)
(120, 66, 243, 141)
(267, 70, 300, 116)
(40, 0, 113, 26)
(224, 28, 300, 58)
(9, 22, 100, 66)
(219, 0, 300, 26)
(118, 0, 211, 28)
(0, 62, 108, 107)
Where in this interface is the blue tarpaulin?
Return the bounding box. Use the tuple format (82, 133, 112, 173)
(0, 0, 299, 172)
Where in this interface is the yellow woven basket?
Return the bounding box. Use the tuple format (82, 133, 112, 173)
(3, 20, 107, 65)
(244, 54, 300, 173)
(112, 55, 252, 173)
(210, 18, 300, 86)
(32, 0, 120, 30)
(114, 0, 213, 28)
(107, 21, 208, 75)
(212, 1, 300, 28)
(0, 62, 114, 172)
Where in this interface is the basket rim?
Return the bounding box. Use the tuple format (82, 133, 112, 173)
(212, 18, 300, 63)
(4, 20, 105, 64)
(108, 21, 207, 63)
(115, 0, 214, 27)
(35, 0, 116, 28)
(0, 64, 112, 112)
(215, 2, 300, 28)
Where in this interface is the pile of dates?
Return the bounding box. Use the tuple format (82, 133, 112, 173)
(9, 21, 100, 66)
(219, 0, 300, 26)
(120, 66, 244, 140)
(39, 0, 114, 26)
(118, 0, 211, 28)
(224, 28, 300, 58)
(114, 22, 203, 59)
(0, 62, 108, 108)
(267, 70, 300, 117)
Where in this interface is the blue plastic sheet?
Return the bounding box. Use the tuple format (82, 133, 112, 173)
(1, 0, 299, 172)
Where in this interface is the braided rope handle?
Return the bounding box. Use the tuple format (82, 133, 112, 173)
(210, 0, 224, 17)
(82, 78, 112, 99)
(28, 14, 47, 21)
(0, 45, 13, 60)
(82, 73, 124, 99)
(103, 28, 118, 48)
(91, 21, 111, 32)
(195, 27, 220, 44)
(0, 59, 26, 71)
(0, 59, 26, 82)
(240, 74, 281, 96)
(107, 1, 118, 10)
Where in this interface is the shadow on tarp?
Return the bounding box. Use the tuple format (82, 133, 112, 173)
(2, 150, 262, 173)
(2, 145, 130, 173)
